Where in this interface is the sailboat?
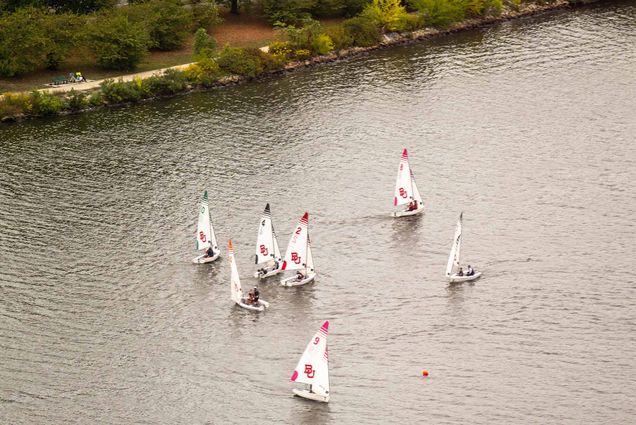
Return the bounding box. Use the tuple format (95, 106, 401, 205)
(192, 190, 220, 264)
(280, 212, 316, 286)
(253, 203, 283, 279)
(291, 321, 330, 403)
(446, 212, 482, 283)
(392, 148, 424, 217)
(228, 240, 270, 312)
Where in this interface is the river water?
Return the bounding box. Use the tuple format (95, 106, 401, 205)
(1, 2, 635, 423)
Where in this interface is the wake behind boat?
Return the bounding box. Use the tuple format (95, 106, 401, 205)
(229, 240, 270, 312)
(446, 212, 482, 283)
(253, 203, 283, 279)
(280, 212, 316, 287)
(392, 148, 424, 217)
(192, 190, 220, 264)
(291, 321, 330, 403)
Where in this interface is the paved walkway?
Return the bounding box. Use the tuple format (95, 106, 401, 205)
(40, 63, 195, 94)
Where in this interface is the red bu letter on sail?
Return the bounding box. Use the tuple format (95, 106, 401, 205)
(304, 364, 315, 378)
(399, 188, 407, 198)
(291, 252, 301, 264)
(199, 231, 207, 242)
(260, 244, 268, 256)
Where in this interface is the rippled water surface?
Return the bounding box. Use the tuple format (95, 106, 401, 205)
(1, 2, 635, 423)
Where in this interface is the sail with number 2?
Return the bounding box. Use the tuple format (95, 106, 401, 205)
(281, 212, 316, 286)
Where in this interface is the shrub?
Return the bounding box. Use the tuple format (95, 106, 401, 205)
(343, 15, 382, 47)
(409, 0, 467, 28)
(262, 0, 314, 25)
(191, 1, 222, 29)
(142, 68, 188, 95)
(193, 28, 217, 60)
(29, 90, 63, 116)
(66, 89, 88, 110)
(0, 92, 31, 118)
(323, 25, 354, 50)
(87, 91, 105, 106)
(293, 49, 312, 60)
(284, 19, 323, 51)
(467, 0, 502, 16)
(100, 79, 143, 102)
(363, 0, 409, 31)
(216, 46, 263, 78)
(312, 33, 335, 55)
(87, 14, 150, 70)
(268, 40, 293, 58)
(184, 58, 223, 86)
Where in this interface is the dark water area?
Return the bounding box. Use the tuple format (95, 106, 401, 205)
(1, 1, 635, 423)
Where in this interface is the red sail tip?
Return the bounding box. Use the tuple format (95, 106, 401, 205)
(300, 212, 309, 224)
(321, 321, 329, 332)
(402, 148, 408, 157)
(227, 239, 233, 251)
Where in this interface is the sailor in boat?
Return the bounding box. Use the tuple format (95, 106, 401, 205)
(466, 265, 474, 276)
(246, 290, 255, 305)
(204, 245, 215, 258)
(253, 287, 260, 303)
(258, 260, 279, 276)
(407, 200, 418, 211)
(296, 271, 305, 281)
(457, 267, 464, 276)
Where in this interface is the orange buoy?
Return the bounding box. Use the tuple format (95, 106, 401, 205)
(422, 370, 429, 377)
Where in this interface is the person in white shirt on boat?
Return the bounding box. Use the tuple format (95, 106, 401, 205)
(466, 265, 474, 276)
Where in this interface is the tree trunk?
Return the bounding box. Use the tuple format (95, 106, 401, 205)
(231, 0, 239, 14)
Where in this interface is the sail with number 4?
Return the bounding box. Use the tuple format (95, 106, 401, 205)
(291, 321, 330, 399)
(196, 191, 218, 252)
(446, 212, 463, 277)
(394, 148, 422, 207)
(255, 203, 282, 267)
(282, 212, 310, 272)
(228, 240, 243, 304)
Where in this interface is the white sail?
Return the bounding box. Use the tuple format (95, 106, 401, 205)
(228, 240, 243, 304)
(255, 203, 281, 266)
(394, 148, 415, 207)
(291, 321, 330, 397)
(282, 212, 309, 272)
(446, 212, 463, 276)
(411, 170, 423, 204)
(196, 191, 219, 251)
(306, 237, 315, 273)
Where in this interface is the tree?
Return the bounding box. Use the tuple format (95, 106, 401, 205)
(86, 14, 150, 70)
(0, 7, 48, 76)
(125, 0, 192, 50)
(215, 0, 250, 15)
(45, 0, 117, 14)
(363, 0, 408, 31)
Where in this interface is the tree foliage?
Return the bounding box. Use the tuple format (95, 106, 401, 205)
(86, 14, 150, 70)
(363, 0, 408, 31)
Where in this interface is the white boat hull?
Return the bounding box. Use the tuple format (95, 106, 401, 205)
(253, 267, 283, 279)
(392, 205, 424, 217)
(292, 388, 329, 403)
(281, 273, 316, 287)
(448, 271, 482, 283)
(236, 299, 270, 312)
(192, 251, 221, 264)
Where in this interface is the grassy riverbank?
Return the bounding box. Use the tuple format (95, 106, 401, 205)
(0, 0, 601, 123)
